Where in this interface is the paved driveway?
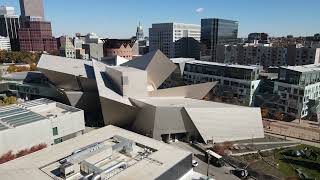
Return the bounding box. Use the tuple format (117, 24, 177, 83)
(171, 141, 240, 180)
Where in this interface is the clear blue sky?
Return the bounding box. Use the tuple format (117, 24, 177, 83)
(1, 0, 320, 38)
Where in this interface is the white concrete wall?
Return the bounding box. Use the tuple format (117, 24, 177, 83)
(0, 106, 85, 155)
(105, 66, 124, 94)
(0, 120, 53, 155)
(122, 70, 148, 97)
(50, 110, 85, 141)
(185, 107, 265, 143)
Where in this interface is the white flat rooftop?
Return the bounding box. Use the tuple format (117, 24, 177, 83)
(281, 64, 320, 73)
(170, 58, 195, 64)
(186, 60, 261, 70)
(0, 125, 191, 180)
(0, 99, 81, 132)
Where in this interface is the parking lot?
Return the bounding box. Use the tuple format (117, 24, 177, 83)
(170, 141, 241, 180)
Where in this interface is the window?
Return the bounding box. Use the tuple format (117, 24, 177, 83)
(54, 138, 62, 144)
(52, 127, 58, 136)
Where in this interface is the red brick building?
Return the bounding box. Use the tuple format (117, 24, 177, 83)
(102, 39, 137, 60)
(18, 21, 57, 52)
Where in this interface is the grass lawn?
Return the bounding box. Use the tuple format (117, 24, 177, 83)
(274, 144, 320, 179)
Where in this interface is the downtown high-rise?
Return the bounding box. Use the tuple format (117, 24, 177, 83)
(149, 23, 200, 58)
(18, 0, 57, 52)
(200, 18, 238, 62)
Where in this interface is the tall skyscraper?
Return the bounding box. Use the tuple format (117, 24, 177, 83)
(149, 23, 200, 58)
(19, 0, 44, 20)
(200, 18, 238, 62)
(18, 0, 57, 52)
(0, 6, 20, 50)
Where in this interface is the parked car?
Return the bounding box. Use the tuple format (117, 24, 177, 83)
(192, 160, 198, 167)
(231, 169, 248, 178)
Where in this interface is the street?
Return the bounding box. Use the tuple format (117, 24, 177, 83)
(170, 141, 241, 180)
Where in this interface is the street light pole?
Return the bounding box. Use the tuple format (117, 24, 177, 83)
(207, 151, 210, 177)
(207, 137, 214, 177)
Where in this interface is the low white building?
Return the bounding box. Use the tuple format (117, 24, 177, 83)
(0, 98, 85, 155)
(0, 36, 11, 51)
(0, 125, 197, 180)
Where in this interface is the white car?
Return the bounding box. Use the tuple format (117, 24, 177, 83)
(192, 160, 198, 167)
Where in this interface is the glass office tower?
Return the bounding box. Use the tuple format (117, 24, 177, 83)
(201, 18, 238, 62)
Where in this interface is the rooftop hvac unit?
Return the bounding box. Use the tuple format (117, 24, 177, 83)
(60, 162, 75, 178)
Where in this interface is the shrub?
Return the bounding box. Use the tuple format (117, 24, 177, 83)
(0, 143, 47, 164)
(0, 151, 15, 164)
(16, 149, 30, 158)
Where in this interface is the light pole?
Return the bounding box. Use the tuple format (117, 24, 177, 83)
(207, 137, 214, 177)
(207, 151, 210, 177)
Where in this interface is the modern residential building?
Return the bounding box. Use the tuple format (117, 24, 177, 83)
(18, 20, 57, 52)
(200, 18, 238, 62)
(0, 98, 85, 155)
(216, 44, 287, 66)
(179, 59, 262, 106)
(37, 51, 264, 144)
(19, 0, 44, 20)
(0, 6, 20, 51)
(287, 45, 320, 66)
(257, 64, 320, 119)
(0, 125, 201, 180)
(149, 23, 200, 58)
(216, 44, 320, 67)
(102, 38, 137, 60)
(57, 36, 76, 58)
(0, 36, 11, 51)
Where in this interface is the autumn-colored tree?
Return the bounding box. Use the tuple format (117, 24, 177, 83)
(0, 96, 17, 106)
(223, 141, 233, 149)
(7, 65, 29, 73)
(212, 143, 225, 155)
(0, 50, 42, 64)
(274, 111, 285, 121)
(29, 63, 37, 71)
(261, 108, 269, 118)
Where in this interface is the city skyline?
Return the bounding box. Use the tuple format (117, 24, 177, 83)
(0, 0, 320, 38)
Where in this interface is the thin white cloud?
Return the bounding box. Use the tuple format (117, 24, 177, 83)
(195, 8, 204, 13)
